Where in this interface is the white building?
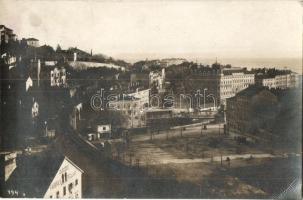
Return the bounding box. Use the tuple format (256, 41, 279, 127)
(256, 72, 299, 89)
(88, 124, 111, 141)
(127, 88, 150, 108)
(219, 69, 255, 102)
(108, 96, 147, 128)
(97, 124, 111, 136)
(26, 38, 39, 47)
(31, 101, 39, 118)
(5, 154, 83, 198)
(149, 68, 165, 92)
(0, 25, 17, 45)
(45, 61, 57, 66)
(25, 77, 33, 92)
(50, 67, 67, 87)
(44, 157, 83, 198)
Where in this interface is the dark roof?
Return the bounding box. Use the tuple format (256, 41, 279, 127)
(222, 67, 245, 75)
(26, 38, 39, 41)
(0, 25, 12, 31)
(6, 152, 65, 197)
(236, 85, 269, 98)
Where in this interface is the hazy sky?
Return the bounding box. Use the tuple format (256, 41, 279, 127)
(0, 0, 302, 61)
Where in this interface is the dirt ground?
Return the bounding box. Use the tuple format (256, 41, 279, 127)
(140, 157, 300, 198)
(107, 125, 301, 198)
(151, 133, 274, 159)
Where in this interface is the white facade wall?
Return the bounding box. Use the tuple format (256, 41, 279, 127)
(261, 73, 298, 89)
(51, 67, 67, 87)
(97, 124, 111, 134)
(44, 158, 83, 199)
(26, 77, 33, 91)
(220, 72, 255, 101)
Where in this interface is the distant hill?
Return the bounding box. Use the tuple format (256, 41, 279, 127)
(132, 58, 187, 72)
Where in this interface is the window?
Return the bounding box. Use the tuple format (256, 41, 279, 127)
(75, 179, 78, 186)
(50, 195, 52, 198)
(103, 127, 106, 130)
(68, 183, 73, 193)
(63, 186, 66, 196)
(56, 191, 59, 198)
(62, 174, 64, 183)
(65, 172, 67, 182)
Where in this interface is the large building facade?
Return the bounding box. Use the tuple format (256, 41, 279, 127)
(226, 86, 279, 141)
(219, 68, 255, 103)
(192, 65, 255, 105)
(255, 72, 299, 89)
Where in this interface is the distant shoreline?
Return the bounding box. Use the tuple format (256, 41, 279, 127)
(119, 56, 302, 74)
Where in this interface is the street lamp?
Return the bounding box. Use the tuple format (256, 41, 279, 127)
(203, 88, 208, 109)
(207, 94, 216, 110)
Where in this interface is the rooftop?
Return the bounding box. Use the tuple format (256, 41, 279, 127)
(235, 85, 270, 98)
(26, 38, 39, 41)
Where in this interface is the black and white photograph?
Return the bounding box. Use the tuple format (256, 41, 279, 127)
(0, 0, 302, 199)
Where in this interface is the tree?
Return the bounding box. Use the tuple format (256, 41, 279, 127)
(56, 44, 62, 52)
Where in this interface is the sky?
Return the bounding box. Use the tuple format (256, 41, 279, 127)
(0, 0, 302, 62)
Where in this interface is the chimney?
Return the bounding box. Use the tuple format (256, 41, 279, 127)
(162, 68, 165, 80)
(73, 52, 77, 62)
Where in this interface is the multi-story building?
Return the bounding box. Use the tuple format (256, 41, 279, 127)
(108, 95, 147, 128)
(0, 25, 17, 45)
(130, 73, 149, 89)
(255, 72, 299, 89)
(50, 67, 67, 87)
(226, 86, 279, 141)
(149, 68, 165, 92)
(192, 64, 255, 105)
(5, 154, 83, 198)
(25, 38, 39, 47)
(219, 68, 255, 103)
(127, 88, 150, 108)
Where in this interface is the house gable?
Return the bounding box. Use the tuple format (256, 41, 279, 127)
(43, 157, 83, 198)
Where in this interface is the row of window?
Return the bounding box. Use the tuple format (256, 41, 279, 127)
(50, 179, 78, 198)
